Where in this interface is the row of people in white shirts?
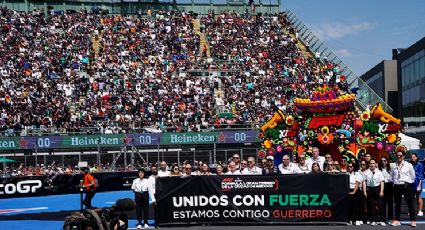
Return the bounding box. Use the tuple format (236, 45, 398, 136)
(349, 159, 416, 190)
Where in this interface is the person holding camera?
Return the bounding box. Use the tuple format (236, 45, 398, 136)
(132, 168, 156, 229)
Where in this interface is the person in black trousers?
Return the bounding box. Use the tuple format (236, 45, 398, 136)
(363, 159, 386, 226)
(131, 169, 156, 229)
(391, 148, 416, 227)
(148, 164, 159, 227)
(82, 168, 97, 209)
(379, 156, 393, 223)
(348, 163, 362, 225)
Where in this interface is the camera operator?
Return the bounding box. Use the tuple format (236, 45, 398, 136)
(63, 198, 135, 230)
(132, 168, 156, 229)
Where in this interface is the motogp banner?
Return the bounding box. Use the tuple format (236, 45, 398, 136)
(0, 172, 137, 198)
(156, 174, 349, 225)
(0, 131, 260, 151)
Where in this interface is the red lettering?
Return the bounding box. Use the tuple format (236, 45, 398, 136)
(272, 209, 331, 219)
(295, 210, 302, 218)
(288, 210, 295, 218)
(272, 210, 280, 218)
(302, 210, 309, 218)
(324, 210, 332, 218)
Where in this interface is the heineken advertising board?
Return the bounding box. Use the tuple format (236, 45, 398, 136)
(0, 131, 260, 151)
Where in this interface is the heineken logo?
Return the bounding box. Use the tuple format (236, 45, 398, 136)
(170, 134, 215, 144)
(71, 137, 120, 146)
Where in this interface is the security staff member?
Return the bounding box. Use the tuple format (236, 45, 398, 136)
(82, 167, 97, 209)
(362, 159, 385, 226)
(390, 147, 416, 227)
(132, 168, 156, 229)
(149, 164, 158, 227)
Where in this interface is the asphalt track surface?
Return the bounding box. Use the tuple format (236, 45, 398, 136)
(1, 190, 424, 229)
(146, 224, 423, 230)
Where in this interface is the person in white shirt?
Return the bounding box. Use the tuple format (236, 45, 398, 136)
(242, 157, 262, 175)
(390, 148, 416, 227)
(362, 159, 385, 226)
(378, 156, 394, 223)
(294, 154, 310, 174)
(148, 165, 158, 227)
(181, 163, 193, 177)
(131, 169, 156, 229)
(278, 155, 297, 174)
(225, 161, 241, 175)
(240, 160, 248, 173)
(347, 163, 362, 226)
(306, 147, 325, 171)
(157, 161, 169, 177)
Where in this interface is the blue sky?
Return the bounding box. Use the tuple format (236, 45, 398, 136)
(283, 0, 425, 75)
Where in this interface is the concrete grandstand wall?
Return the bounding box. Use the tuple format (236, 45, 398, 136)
(0, 0, 281, 15)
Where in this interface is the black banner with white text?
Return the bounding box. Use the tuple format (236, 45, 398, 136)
(156, 174, 349, 225)
(0, 172, 137, 198)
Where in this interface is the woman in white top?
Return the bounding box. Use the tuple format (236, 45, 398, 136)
(379, 156, 393, 223)
(358, 160, 368, 224)
(348, 163, 362, 225)
(131, 169, 156, 229)
(169, 165, 181, 177)
(362, 159, 385, 226)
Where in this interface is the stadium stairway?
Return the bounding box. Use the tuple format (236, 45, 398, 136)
(291, 33, 312, 59)
(91, 31, 102, 61)
(192, 19, 210, 58)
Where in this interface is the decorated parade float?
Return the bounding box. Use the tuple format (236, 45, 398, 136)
(259, 81, 403, 163)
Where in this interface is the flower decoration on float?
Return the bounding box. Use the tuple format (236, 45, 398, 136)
(259, 81, 404, 161)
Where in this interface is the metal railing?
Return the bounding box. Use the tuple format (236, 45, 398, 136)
(285, 10, 393, 113)
(1, 147, 260, 172)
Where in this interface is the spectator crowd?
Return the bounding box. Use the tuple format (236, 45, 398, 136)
(1, 7, 349, 136)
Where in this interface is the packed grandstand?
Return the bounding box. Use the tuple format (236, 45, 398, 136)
(0, 7, 350, 136)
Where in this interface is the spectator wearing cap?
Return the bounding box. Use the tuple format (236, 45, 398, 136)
(131, 168, 156, 229)
(278, 155, 297, 174)
(242, 157, 262, 175)
(294, 154, 310, 174)
(390, 146, 416, 227)
(262, 155, 278, 175)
